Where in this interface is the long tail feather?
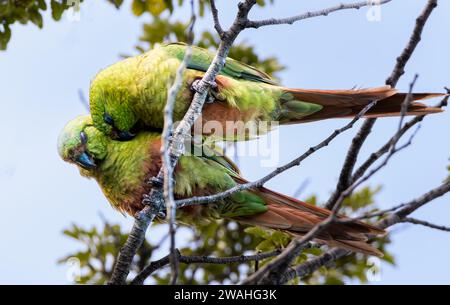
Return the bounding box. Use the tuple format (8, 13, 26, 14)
(282, 86, 444, 124)
(234, 181, 385, 256)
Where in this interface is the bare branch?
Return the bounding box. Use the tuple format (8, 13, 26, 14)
(386, 0, 438, 86)
(293, 178, 311, 198)
(77, 89, 89, 112)
(324, 118, 376, 209)
(241, 216, 337, 285)
(378, 180, 450, 228)
(109, 0, 260, 285)
(246, 0, 393, 29)
(110, 0, 443, 286)
(401, 217, 450, 232)
(107, 210, 157, 285)
(352, 94, 448, 182)
(242, 74, 424, 284)
(108, 4, 196, 284)
(209, 0, 224, 36)
(282, 180, 450, 284)
(280, 248, 345, 284)
(327, 76, 420, 215)
(162, 6, 196, 283)
(131, 249, 281, 285)
(326, 0, 439, 210)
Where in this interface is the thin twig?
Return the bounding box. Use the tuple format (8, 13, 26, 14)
(324, 118, 376, 209)
(209, 0, 224, 36)
(108, 4, 196, 285)
(242, 75, 421, 285)
(131, 249, 281, 285)
(326, 0, 438, 210)
(293, 178, 311, 198)
(77, 89, 89, 111)
(352, 93, 449, 182)
(162, 0, 196, 285)
(109, 0, 259, 285)
(246, 0, 392, 28)
(401, 217, 450, 232)
(281, 180, 450, 284)
(386, 0, 438, 86)
(328, 76, 420, 215)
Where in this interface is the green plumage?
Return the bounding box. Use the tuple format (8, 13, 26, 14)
(57, 115, 387, 256)
(58, 115, 268, 219)
(89, 42, 322, 140)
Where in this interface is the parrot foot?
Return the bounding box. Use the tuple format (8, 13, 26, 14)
(190, 79, 203, 93)
(191, 78, 218, 91)
(148, 176, 163, 187)
(190, 79, 219, 104)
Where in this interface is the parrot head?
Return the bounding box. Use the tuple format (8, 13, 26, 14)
(57, 115, 108, 173)
(89, 64, 139, 141)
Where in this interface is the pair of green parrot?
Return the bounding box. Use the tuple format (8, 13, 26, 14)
(58, 43, 444, 256)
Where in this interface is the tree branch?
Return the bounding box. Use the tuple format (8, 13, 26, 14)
(131, 249, 281, 285)
(352, 93, 448, 182)
(108, 2, 196, 284)
(246, 0, 393, 28)
(385, 0, 438, 86)
(109, 0, 260, 285)
(401, 217, 450, 232)
(109, 0, 443, 286)
(325, 0, 439, 210)
(162, 7, 196, 283)
(209, 0, 224, 36)
(241, 82, 418, 284)
(281, 180, 450, 284)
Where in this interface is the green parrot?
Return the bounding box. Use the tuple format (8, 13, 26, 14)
(89, 42, 443, 141)
(58, 115, 385, 256)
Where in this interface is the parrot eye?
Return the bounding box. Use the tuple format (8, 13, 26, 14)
(80, 131, 88, 144)
(103, 113, 115, 126)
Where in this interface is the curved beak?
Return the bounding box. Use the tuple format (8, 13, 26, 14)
(76, 152, 96, 169)
(116, 130, 136, 141)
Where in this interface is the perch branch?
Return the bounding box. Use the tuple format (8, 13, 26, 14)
(401, 217, 450, 232)
(326, 0, 438, 209)
(162, 8, 195, 284)
(246, 0, 392, 28)
(131, 249, 281, 285)
(281, 180, 450, 284)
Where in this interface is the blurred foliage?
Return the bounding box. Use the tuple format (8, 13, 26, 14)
(60, 219, 262, 284)
(59, 221, 156, 284)
(130, 0, 285, 79)
(0, 0, 84, 50)
(60, 186, 395, 285)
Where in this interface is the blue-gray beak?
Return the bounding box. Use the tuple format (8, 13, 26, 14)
(117, 130, 136, 141)
(76, 152, 96, 169)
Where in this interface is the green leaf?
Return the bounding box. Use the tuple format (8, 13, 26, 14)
(108, 0, 124, 9)
(244, 226, 270, 239)
(0, 24, 11, 51)
(51, 0, 66, 21)
(256, 240, 274, 252)
(29, 9, 43, 28)
(146, 0, 167, 17)
(131, 0, 146, 16)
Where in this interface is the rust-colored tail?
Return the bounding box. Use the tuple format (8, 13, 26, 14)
(282, 86, 444, 124)
(235, 184, 385, 256)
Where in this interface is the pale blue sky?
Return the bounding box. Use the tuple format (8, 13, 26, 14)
(0, 0, 449, 284)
